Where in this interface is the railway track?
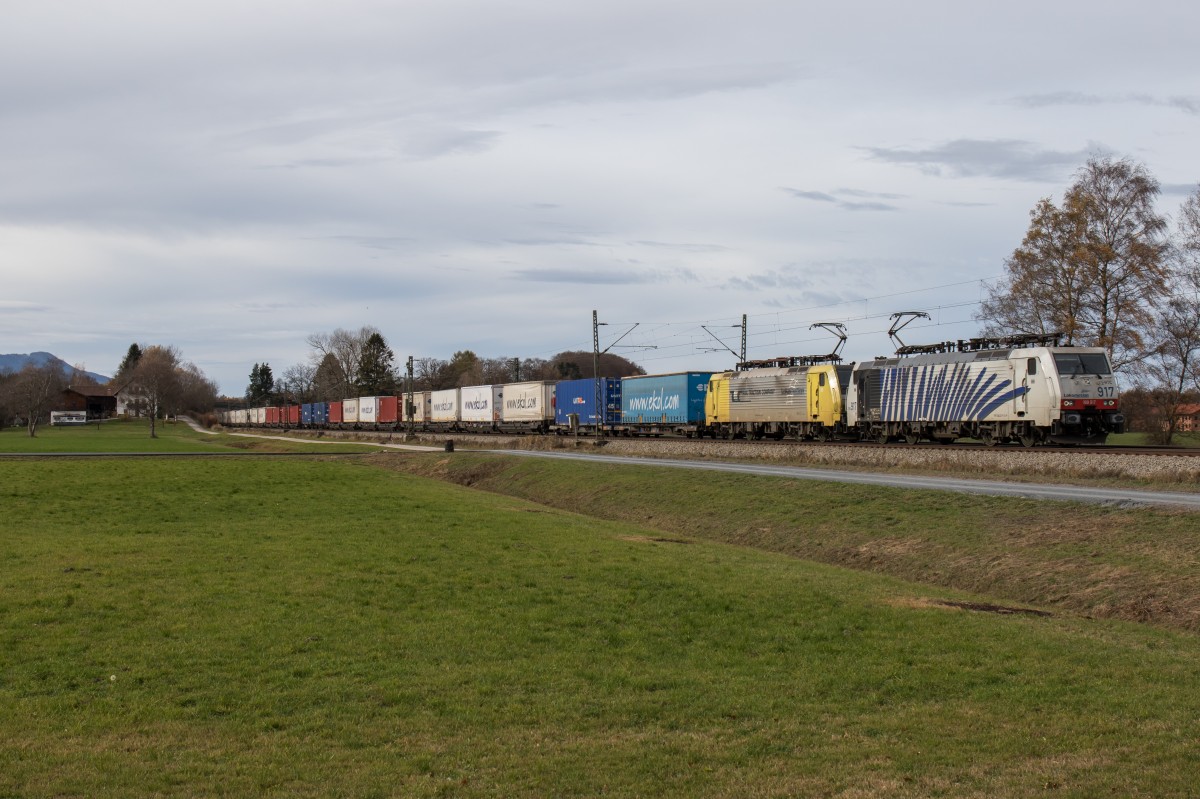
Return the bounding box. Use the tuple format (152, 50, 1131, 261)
(240, 426, 1200, 457)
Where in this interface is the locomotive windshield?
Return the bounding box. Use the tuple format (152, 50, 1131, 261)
(1052, 352, 1112, 376)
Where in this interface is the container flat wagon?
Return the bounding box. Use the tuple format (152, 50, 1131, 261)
(402, 391, 432, 427)
(341, 397, 360, 427)
(357, 396, 378, 426)
(500, 381, 556, 432)
(377, 396, 399, 425)
(460, 385, 502, 431)
(430, 388, 461, 430)
(619, 372, 712, 437)
(554, 377, 621, 432)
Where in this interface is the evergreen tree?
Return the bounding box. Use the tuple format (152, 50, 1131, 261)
(246, 362, 275, 404)
(116, 343, 143, 379)
(355, 332, 397, 395)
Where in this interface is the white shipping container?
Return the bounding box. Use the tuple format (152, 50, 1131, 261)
(251, 407, 265, 424)
(402, 392, 431, 423)
(358, 396, 378, 424)
(460, 385, 502, 424)
(502, 381, 556, 423)
(342, 397, 360, 424)
(430, 389, 460, 423)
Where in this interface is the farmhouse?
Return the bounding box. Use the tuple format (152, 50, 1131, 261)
(58, 384, 119, 420)
(1174, 403, 1200, 433)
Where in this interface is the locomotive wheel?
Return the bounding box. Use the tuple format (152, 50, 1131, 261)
(981, 431, 998, 447)
(875, 428, 889, 445)
(1019, 431, 1038, 448)
(904, 431, 920, 445)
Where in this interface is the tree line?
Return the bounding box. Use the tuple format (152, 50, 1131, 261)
(976, 156, 1200, 443)
(246, 326, 645, 406)
(0, 343, 219, 437)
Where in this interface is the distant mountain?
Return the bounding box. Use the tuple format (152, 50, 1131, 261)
(0, 352, 111, 384)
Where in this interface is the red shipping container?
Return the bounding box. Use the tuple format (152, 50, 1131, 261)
(378, 395, 399, 424)
(285, 405, 300, 425)
(329, 401, 343, 424)
(265, 406, 280, 425)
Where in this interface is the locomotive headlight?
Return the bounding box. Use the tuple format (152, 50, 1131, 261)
(1063, 413, 1082, 424)
(1062, 400, 1076, 408)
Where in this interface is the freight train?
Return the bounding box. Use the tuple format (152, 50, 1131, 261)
(220, 335, 1124, 446)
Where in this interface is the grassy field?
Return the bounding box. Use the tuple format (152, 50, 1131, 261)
(391, 452, 1200, 634)
(3, 445, 1200, 796)
(0, 418, 402, 455)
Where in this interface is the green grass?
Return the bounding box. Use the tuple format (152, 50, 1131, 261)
(392, 452, 1200, 634)
(3, 455, 1200, 796)
(1108, 430, 1200, 447)
(0, 418, 399, 455)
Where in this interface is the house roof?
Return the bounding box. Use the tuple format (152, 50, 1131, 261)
(64, 384, 117, 398)
(1175, 403, 1200, 416)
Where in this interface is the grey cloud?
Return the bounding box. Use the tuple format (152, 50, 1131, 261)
(512, 268, 654, 285)
(862, 139, 1094, 182)
(783, 187, 900, 211)
(1163, 183, 1200, 196)
(0, 301, 52, 312)
(1011, 91, 1200, 115)
(1011, 91, 1106, 108)
(1168, 96, 1200, 114)
(401, 128, 501, 160)
(783, 189, 837, 203)
(725, 269, 814, 292)
(322, 236, 414, 250)
(835, 188, 907, 200)
(840, 201, 899, 212)
(631, 240, 731, 253)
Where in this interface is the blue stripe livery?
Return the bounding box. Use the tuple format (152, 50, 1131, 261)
(881, 364, 1028, 422)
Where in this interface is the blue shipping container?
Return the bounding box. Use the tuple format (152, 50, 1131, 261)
(305, 402, 329, 426)
(620, 372, 712, 425)
(555, 378, 622, 426)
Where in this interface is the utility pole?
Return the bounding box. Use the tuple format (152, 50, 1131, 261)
(406, 355, 414, 434)
(740, 314, 747, 364)
(701, 315, 747, 366)
(593, 310, 603, 434)
(592, 310, 648, 434)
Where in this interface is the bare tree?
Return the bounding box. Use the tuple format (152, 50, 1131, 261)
(176, 361, 219, 415)
(280, 361, 317, 403)
(1137, 296, 1200, 443)
(8, 362, 67, 437)
(129, 345, 182, 438)
(414, 357, 448, 391)
(305, 326, 381, 398)
(978, 157, 1172, 371)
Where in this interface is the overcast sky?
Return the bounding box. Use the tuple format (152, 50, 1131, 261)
(3, 0, 1197, 394)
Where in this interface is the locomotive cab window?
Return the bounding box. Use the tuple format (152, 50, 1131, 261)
(1053, 353, 1111, 376)
(1027, 358, 1037, 375)
(819, 373, 826, 386)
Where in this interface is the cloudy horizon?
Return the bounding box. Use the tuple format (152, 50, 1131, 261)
(3, 1, 1197, 394)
